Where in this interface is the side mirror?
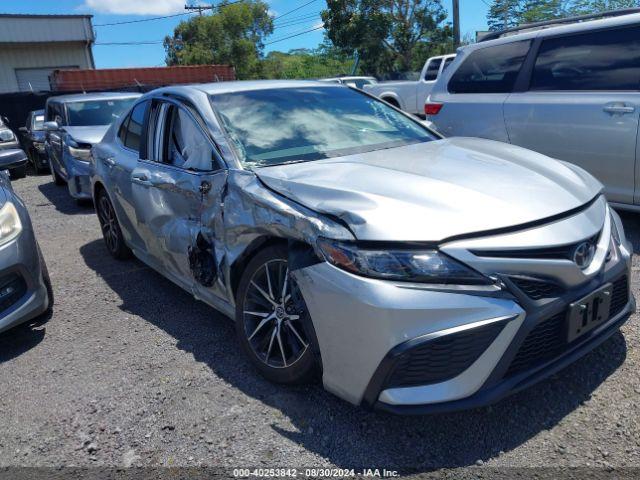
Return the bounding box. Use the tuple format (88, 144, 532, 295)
(0, 149, 28, 172)
(18, 127, 28, 134)
(43, 121, 59, 131)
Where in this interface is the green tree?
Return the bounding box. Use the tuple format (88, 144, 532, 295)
(487, 0, 521, 30)
(321, 0, 450, 76)
(567, 0, 640, 15)
(260, 43, 355, 79)
(519, 0, 564, 23)
(163, 0, 273, 79)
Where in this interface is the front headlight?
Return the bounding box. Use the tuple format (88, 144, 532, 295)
(610, 209, 625, 246)
(317, 238, 491, 285)
(67, 138, 92, 162)
(0, 129, 15, 142)
(0, 202, 22, 246)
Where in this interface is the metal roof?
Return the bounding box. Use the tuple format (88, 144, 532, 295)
(0, 14, 94, 43)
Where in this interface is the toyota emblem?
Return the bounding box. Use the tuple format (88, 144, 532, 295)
(573, 241, 596, 269)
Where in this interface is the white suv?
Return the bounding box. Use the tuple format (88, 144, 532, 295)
(427, 10, 640, 210)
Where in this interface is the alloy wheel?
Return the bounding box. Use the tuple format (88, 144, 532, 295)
(242, 259, 309, 369)
(97, 195, 119, 253)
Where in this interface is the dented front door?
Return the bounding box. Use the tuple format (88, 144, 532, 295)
(131, 160, 227, 293)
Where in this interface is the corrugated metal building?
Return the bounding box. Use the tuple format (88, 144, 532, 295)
(0, 14, 95, 93)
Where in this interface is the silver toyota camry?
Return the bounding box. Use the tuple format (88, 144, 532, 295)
(90, 80, 634, 414)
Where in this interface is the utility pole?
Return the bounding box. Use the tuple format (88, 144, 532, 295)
(452, 0, 460, 48)
(184, 3, 215, 16)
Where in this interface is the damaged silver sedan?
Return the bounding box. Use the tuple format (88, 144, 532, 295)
(90, 81, 634, 414)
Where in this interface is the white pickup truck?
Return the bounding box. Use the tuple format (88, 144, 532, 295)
(363, 54, 456, 117)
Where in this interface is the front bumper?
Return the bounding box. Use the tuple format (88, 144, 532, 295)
(293, 217, 634, 413)
(63, 151, 92, 200)
(0, 227, 50, 334)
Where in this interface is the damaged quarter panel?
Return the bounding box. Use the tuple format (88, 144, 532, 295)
(218, 169, 355, 304)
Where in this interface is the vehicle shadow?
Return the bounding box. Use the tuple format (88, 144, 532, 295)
(79, 238, 628, 471)
(0, 318, 47, 364)
(37, 181, 94, 215)
(618, 211, 640, 254)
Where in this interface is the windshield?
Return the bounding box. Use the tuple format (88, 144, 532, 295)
(210, 87, 435, 168)
(33, 115, 44, 130)
(66, 98, 136, 126)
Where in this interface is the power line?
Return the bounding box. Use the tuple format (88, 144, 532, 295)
(274, 18, 320, 30)
(264, 25, 324, 45)
(273, 0, 319, 21)
(274, 12, 318, 25)
(94, 11, 194, 27)
(95, 1, 244, 27)
(95, 40, 164, 45)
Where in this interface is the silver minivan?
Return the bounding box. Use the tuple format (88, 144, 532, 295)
(427, 10, 640, 211)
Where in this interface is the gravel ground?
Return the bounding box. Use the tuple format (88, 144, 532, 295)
(0, 172, 639, 474)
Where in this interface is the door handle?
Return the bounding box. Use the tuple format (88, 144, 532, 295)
(102, 157, 116, 167)
(131, 173, 152, 187)
(603, 103, 635, 115)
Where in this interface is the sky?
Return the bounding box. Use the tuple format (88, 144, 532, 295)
(2, 0, 490, 68)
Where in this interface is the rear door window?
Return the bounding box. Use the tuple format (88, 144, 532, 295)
(123, 101, 148, 152)
(448, 41, 531, 93)
(530, 26, 640, 91)
(424, 58, 443, 81)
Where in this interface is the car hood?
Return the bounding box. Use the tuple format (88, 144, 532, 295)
(62, 126, 110, 145)
(255, 137, 603, 242)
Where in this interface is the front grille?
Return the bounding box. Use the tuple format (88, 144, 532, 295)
(506, 311, 565, 376)
(0, 273, 27, 314)
(385, 321, 505, 388)
(472, 233, 600, 261)
(510, 277, 564, 300)
(506, 275, 630, 377)
(609, 275, 629, 318)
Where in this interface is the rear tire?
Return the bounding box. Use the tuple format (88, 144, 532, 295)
(235, 244, 318, 385)
(96, 189, 132, 260)
(9, 164, 26, 180)
(384, 97, 401, 109)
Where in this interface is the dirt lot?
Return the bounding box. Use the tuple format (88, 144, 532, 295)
(1, 172, 639, 473)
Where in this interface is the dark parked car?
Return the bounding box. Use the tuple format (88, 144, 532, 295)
(0, 149, 53, 334)
(19, 110, 49, 174)
(0, 116, 25, 180)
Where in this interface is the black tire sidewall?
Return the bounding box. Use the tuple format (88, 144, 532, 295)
(235, 244, 317, 385)
(97, 190, 131, 260)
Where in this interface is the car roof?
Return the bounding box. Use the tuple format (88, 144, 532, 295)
(468, 11, 640, 50)
(150, 80, 345, 97)
(47, 91, 142, 104)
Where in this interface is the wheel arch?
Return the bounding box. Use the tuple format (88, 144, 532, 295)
(230, 235, 320, 301)
(230, 235, 324, 374)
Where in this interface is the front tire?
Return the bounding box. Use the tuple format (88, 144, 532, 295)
(9, 165, 26, 180)
(235, 244, 318, 384)
(51, 164, 65, 185)
(96, 190, 132, 260)
(29, 149, 41, 175)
